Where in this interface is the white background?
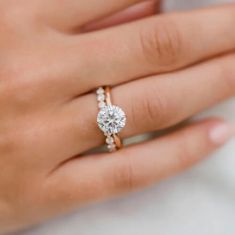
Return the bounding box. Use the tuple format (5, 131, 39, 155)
(19, 1, 235, 234)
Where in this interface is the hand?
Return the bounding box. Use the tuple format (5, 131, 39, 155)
(0, 1, 235, 233)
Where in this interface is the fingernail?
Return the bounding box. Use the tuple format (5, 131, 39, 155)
(209, 122, 235, 145)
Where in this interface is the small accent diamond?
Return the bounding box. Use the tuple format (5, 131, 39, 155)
(97, 94, 105, 102)
(106, 136, 114, 145)
(108, 144, 116, 151)
(96, 87, 104, 95)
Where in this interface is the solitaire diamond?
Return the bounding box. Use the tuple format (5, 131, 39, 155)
(97, 105, 126, 135)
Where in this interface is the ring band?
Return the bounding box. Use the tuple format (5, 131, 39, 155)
(96, 86, 126, 152)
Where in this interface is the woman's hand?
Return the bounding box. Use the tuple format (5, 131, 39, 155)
(0, 1, 235, 233)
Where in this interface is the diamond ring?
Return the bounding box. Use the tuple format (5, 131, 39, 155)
(96, 86, 126, 152)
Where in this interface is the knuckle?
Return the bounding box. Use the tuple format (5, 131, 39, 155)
(140, 17, 183, 68)
(175, 137, 197, 169)
(111, 156, 138, 191)
(176, 147, 192, 169)
(217, 57, 235, 94)
(140, 86, 169, 128)
(0, 133, 17, 157)
(0, 66, 38, 110)
(5, 81, 35, 109)
(0, 5, 25, 31)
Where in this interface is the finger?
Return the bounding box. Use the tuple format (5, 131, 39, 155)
(44, 0, 144, 30)
(44, 119, 235, 210)
(62, 53, 235, 154)
(82, 0, 159, 32)
(65, 5, 235, 94)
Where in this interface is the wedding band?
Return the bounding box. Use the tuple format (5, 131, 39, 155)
(96, 86, 126, 152)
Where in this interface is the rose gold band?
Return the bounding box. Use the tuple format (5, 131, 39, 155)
(96, 86, 126, 152)
(104, 86, 123, 151)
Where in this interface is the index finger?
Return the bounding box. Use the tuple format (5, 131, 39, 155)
(43, 0, 145, 30)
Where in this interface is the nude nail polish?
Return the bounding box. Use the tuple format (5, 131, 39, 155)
(209, 123, 235, 145)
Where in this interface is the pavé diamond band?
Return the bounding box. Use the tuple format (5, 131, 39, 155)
(96, 86, 126, 152)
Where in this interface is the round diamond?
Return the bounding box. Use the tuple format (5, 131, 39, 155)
(97, 105, 126, 135)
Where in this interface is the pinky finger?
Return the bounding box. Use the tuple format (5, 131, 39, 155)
(90, 119, 235, 193)
(45, 119, 235, 213)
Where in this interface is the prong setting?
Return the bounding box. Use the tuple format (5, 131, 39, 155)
(97, 105, 126, 135)
(96, 87, 126, 152)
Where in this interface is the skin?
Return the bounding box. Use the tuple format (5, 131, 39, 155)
(0, 0, 235, 233)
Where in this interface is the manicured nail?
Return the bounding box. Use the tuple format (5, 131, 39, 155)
(209, 122, 235, 145)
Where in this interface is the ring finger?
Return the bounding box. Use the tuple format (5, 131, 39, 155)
(59, 53, 235, 155)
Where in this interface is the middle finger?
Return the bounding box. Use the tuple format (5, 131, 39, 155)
(61, 5, 235, 95)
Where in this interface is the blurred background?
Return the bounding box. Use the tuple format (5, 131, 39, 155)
(18, 1, 235, 235)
